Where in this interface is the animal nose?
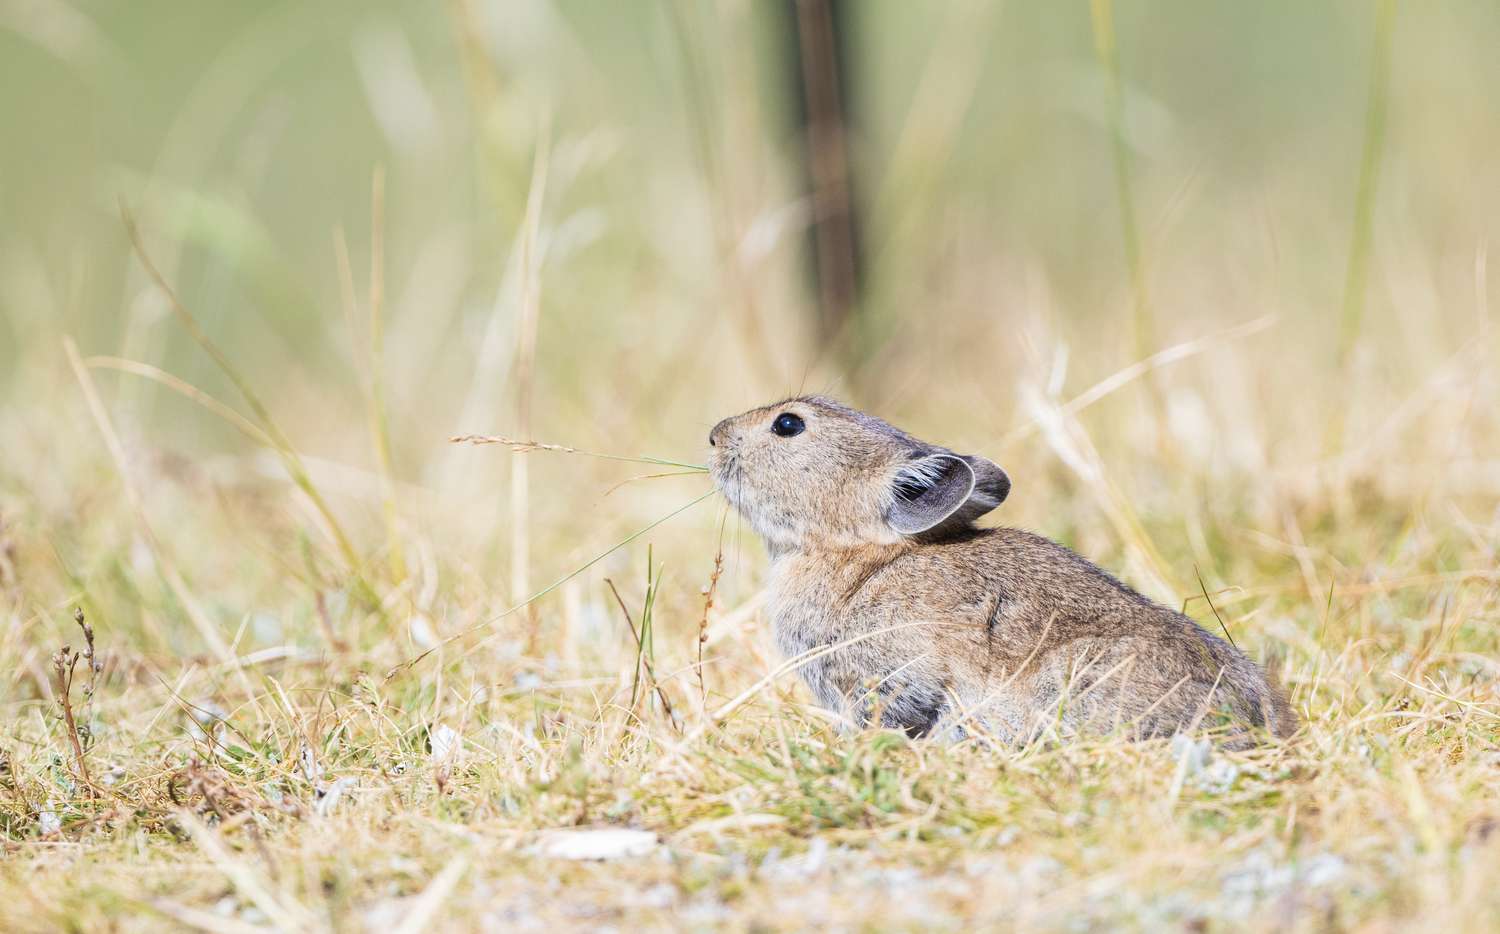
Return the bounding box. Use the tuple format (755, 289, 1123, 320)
(708, 418, 730, 447)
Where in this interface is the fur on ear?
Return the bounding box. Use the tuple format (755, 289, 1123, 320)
(887, 454, 976, 535)
(887, 452, 1010, 536)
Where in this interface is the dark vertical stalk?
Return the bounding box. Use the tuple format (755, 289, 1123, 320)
(792, 0, 861, 361)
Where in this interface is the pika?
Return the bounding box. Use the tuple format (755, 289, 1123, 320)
(708, 396, 1295, 745)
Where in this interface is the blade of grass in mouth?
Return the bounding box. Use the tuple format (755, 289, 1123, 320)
(450, 434, 707, 472)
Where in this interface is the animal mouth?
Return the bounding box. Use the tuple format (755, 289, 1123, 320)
(708, 450, 745, 510)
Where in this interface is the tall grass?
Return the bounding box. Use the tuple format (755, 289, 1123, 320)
(1337, 0, 1398, 366)
(1088, 0, 1156, 371)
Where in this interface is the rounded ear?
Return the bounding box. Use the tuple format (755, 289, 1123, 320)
(886, 454, 978, 535)
(959, 455, 1010, 517)
(886, 453, 1010, 536)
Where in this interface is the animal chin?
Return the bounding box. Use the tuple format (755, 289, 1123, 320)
(708, 458, 744, 508)
(711, 474, 799, 551)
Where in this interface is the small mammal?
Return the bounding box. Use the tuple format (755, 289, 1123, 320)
(708, 396, 1295, 745)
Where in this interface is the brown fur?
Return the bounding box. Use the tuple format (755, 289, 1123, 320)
(708, 396, 1296, 745)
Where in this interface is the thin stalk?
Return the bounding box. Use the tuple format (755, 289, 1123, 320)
(512, 130, 550, 645)
(664, 0, 777, 388)
(1090, 0, 1156, 369)
(119, 203, 372, 601)
(606, 573, 679, 732)
(367, 168, 407, 585)
(450, 434, 706, 472)
(1338, 0, 1397, 365)
(64, 338, 237, 665)
(384, 488, 717, 680)
(695, 506, 729, 711)
(1327, 0, 1397, 456)
(640, 547, 659, 707)
(84, 356, 274, 447)
(603, 470, 712, 498)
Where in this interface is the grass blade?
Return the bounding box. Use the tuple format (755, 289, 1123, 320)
(366, 167, 407, 585)
(120, 202, 372, 597)
(1337, 0, 1397, 365)
(1090, 0, 1156, 371)
(64, 338, 236, 664)
(513, 129, 551, 642)
(384, 488, 716, 680)
(450, 434, 706, 472)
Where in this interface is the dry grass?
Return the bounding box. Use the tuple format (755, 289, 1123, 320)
(3, 3, 1500, 931)
(3, 320, 1498, 930)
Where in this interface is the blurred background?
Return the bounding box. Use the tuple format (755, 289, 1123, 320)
(2, 0, 1498, 660)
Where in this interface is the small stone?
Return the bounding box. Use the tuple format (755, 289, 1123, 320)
(533, 828, 660, 861)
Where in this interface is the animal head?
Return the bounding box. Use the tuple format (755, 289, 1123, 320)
(707, 396, 1010, 553)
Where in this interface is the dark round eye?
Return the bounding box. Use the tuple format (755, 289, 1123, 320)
(770, 412, 805, 437)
